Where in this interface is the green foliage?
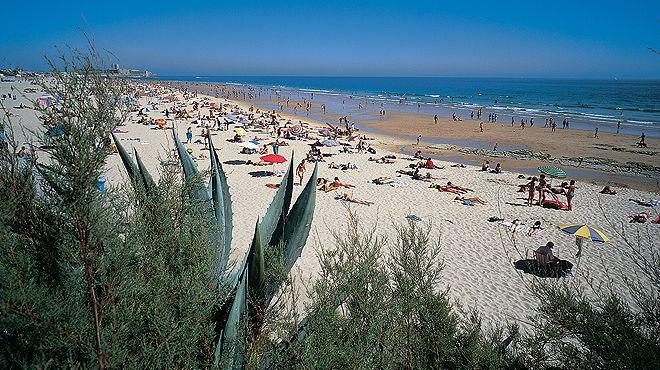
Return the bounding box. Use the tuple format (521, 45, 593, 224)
(0, 48, 219, 368)
(266, 214, 520, 369)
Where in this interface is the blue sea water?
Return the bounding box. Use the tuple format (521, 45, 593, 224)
(156, 76, 660, 137)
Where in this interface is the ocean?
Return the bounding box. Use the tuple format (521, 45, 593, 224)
(156, 76, 660, 137)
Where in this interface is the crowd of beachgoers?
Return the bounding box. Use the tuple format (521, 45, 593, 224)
(2, 78, 657, 327)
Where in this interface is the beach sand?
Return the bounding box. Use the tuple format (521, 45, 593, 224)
(3, 79, 658, 329)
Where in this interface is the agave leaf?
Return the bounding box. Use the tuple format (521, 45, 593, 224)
(269, 153, 295, 246)
(208, 134, 233, 276)
(258, 154, 294, 247)
(112, 132, 138, 181)
(134, 149, 157, 192)
(247, 221, 266, 327)
(172, 127, 210, 203)
(215, 271, 247, 369)
(280, 162, 317, 273)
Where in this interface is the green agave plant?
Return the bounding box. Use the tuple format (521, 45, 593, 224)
(112, 129, 317, 369)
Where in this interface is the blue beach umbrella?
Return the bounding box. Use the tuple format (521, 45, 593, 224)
(322, 139, 341, 147)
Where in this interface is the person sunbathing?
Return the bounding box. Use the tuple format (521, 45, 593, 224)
(454, 196, 487, 205)
(397, 169, 415, 176)
(338, 192, 373, 206)
(445, 181, 472, 192)
(629, 199, 658, 207)
(378, 157, 396, 164)
(450, 163, 466, 168)
(247, 159, 271, 166)
(330, 177, 355, 189)
(629, 212, 650, 223)
(430, 183, 464, 195)
(527, 221, 543, 236)
(599, 186, 617, 195)
(372, 177, 393, 185)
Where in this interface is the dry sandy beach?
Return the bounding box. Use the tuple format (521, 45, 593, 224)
(3, 78, 658, 329)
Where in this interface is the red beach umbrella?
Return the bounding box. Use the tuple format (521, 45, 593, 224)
(260, 154, 287, 163)
(259, 154, 287, 175)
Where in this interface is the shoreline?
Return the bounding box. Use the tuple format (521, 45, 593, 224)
(170, 80, 660, 192)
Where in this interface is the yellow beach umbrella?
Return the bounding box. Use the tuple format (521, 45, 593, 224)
(233, 128, 247, 136)
(559, 224, 609, 243)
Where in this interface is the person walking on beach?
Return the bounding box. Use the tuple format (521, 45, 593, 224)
(434, 115, 438, 124)
(617, 121, 621, 134)
(416, 135, 421, 145)
(551, 121, 556, 132)
(493, 142, 498, 151)
(186, 126, 193, 144)
(594, 127, 599, 138)
(296, 159, 306, 185)
(480, 122, 483, 132)
(639, 133, 646, 145)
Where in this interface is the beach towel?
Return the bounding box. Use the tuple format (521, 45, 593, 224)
(388, 181, 408, 188)
(405, 215, 424, 222)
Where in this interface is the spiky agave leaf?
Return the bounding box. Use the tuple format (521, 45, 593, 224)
(113, 132, 157, 193)
(172, 127, 211, 204)
(258, 154, 294, 247)
(112, 132, 138, 181)
(247, 221, 266, 328)
(280, 162, 317, 273)
(269, 153, 295, 246)
(134, 149, 157, 192)
(215, 270, 247, 369)
(208, 133, 233, 276)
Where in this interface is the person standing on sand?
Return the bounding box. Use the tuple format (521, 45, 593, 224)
(416, 135, 421, 145)
(493, 142, 498, 151)
(480, 122, 483, 132)
(639, 133, 646, 145)
(594, 127, 599, 138)
(566, 179, 576, 211)
(296, 159, 306, 185)
(186, 126, 193, 144)
(617, 121, 621, 134)
(527, 177, 537, 206)
(537, 174, 547, 206)
(511, 117, 515, 127)
(434, 115, 438, 124)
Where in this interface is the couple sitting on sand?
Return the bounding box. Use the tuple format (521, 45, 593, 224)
(481, 161, 502, 174)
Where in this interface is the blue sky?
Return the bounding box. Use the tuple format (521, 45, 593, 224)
(2, 0, 659, 78)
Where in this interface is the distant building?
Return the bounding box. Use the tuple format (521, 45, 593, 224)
(101, 64, 156, 78)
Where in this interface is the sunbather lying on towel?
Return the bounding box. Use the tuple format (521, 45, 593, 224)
(330, 177, 355, 189)
(629, 199, 659, 207)
(337, 192, 374, 206)
(368, 156, 395, 164)
(629, 212, 650, 223)
(372, 176, 393, 185)
(454, 196, 487, 205)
